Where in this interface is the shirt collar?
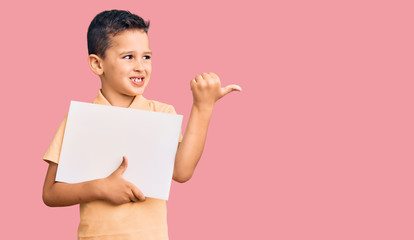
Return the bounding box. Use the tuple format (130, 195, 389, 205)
(93, 89, 150, 111)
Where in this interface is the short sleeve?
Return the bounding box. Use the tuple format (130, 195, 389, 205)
(43, 115, 67, 164)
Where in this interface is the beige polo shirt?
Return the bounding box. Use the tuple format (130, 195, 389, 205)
(43, 90, 182, 240)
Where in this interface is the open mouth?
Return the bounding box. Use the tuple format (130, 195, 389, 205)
(130, 77, 144, 83)
(130, 77, 145, 86)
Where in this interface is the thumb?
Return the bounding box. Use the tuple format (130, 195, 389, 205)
(114, 156, 128, 175)
(220, 84, 242, 98)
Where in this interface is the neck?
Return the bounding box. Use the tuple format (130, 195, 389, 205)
(100, 87, 135, 108)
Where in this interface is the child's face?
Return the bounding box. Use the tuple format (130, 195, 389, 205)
(100, 29, 152, 97)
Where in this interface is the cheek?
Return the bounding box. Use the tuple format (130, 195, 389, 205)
(106, 63, 122, 75)
(146, 64, 152, 74)
(116, 65, 132, 77)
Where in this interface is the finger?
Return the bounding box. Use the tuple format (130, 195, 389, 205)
(190, 79, 197, 88)
(208, 72, 219, 80)
(131, 184, 146, 201)
(195, 74, 204, 83)
(201, 72, 210, 80)
(115, 156, 128, 175)
(129, 190, 139, 202)
(221, 84, 242, 96)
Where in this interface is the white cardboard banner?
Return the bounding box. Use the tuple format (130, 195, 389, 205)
(56, 101, 183, 200)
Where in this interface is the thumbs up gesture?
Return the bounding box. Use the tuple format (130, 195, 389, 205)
(101, 156, 145, 205)
(172, 72, 240, 181)
(191, 72, 241, 109)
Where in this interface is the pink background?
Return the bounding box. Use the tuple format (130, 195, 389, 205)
(1, 0, 413, 239)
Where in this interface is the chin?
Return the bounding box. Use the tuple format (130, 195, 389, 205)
(132, 88, 146, 96)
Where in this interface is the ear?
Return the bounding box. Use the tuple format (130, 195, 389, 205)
(88, 54, 104, 75)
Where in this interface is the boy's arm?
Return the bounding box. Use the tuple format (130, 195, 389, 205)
(43, 156, 145, 207)
(173, 72, 241, 183)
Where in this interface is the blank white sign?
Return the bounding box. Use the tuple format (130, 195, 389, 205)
(56, 101, 183, 200)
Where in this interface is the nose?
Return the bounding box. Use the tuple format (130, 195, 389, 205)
(134, 59, 145, 71)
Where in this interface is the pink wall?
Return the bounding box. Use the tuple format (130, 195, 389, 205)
(1, 0, 413, 239)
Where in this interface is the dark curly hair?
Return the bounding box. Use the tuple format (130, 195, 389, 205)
(87, 10, 150, 58)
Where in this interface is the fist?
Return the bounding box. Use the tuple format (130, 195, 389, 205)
(190, 72, 241, 108)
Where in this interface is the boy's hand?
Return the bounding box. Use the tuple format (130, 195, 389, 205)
(191, 72, 241, 109)
(173, 72, 241, 183)
(101, 156, 145, 205)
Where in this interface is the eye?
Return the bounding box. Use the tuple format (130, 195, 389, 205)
(143, 55, 151, 60)
(123, 55, 133, 59)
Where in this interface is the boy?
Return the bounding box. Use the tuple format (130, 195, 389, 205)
(42, 10, 241, 239)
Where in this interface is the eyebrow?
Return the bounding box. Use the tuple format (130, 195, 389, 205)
(119, 51, 153, 56)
